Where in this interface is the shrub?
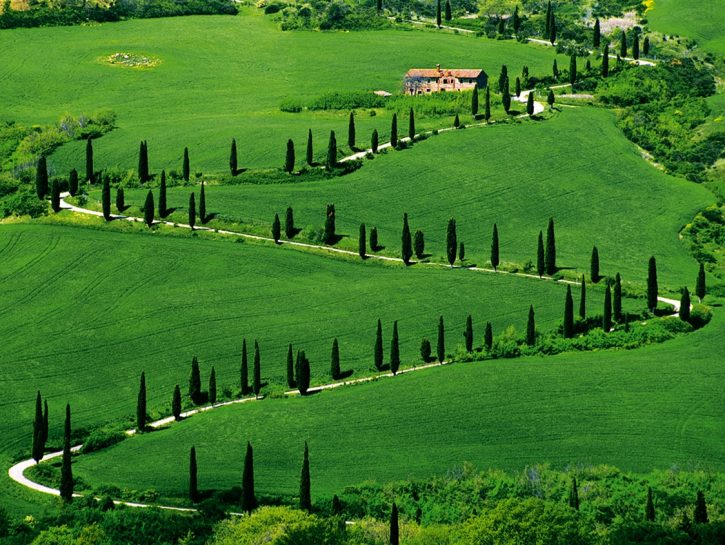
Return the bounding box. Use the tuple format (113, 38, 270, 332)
(81, 429, 126, 454)
(1, 190, 48, 218)
(689, 304, 712, 329)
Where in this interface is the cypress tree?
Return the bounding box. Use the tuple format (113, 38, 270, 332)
(390, 321, 400, 375)
(183, 147, 190, 182)
(286, 343, 296, 389)
(188, 192, 196, 230)
(590, 246, 600, 282)
(643, 36, 650, 56)
(172, 384, 182, 420)
(390, 502, 399, 545)
(563, 285, 574, 338)
(593, 18, 600, 47)
(391, 113, 398, 148)
(414, 229, 425, 259)
(306, 129, 313, 166)
(549, 13, 556, 44)
(272, 213, 281, 243)
(51, 180, 61, 213)
(327, 130, 337, 169)
(285, 139, 295, 174)
(569, 477, 579, 510)
(285, 206, 295, 239)
(464, 315, 473, 352)
(569, 54, 577, 86)
(515, 77, 521, 97)
(579, 275, 586, 319)
(696, 263, 706, 301)
(647, 256, 658, 312)
(680, 287, 691, 322)
(444, 0, 451, 21)
(491, 223, 500, 271)
(209, 366, 217, 405)
(85, 137, 94, 183)
(375, 319, 384, 370)
(331, 338, 340, 379)
(484, 321, 493, 352)
(459, 242, 465, 262)
(359, 223, 367, 259)
(454, 113, 460, 127)
(59, 403, 73, 503)
(401, 213, 412, 265)
(159, 170, 167, 218)
(645, 486, 655, 521)
(297, 350, 310, 395)
(230, 138, 238, 175)
(372, 129, 379, 153)
(603, 285, 612, 332)
(241, 442, 256, 513)
(537, 231, 545, 277)
(35, 156, 48, 200)
(138, 141, 149, 183)
(547, 89, 555, 108)
(526, 305, 536, 346)
(471, 83, 479, 116)
(348, 112, 356, 149)
(32, 391, 44, 462)
(436, 0, 441, 26)
(143, 190, 154, 227)
(502, 78, 511, 113)
(694, 491, 708, 524)
(137, 371, 146, 431)
(446, 218, 457, 267)
(189, 356, 201, 404)
(613, 273, 623, 322)
(602, 44, 610, 77)
(370, 227, 379, 251)
(42, 399, 49, 445)
(69, 169, 79, 197)
(437, 316, 445, 363)
(545, 0, 551, 36)
(420, 338, 432, 362)
(545, 217, 556, 275)
(189, 446, 199, 502)
(300, 442, 311, 511)
(408, 108, 415, 140)
(323, 203, 336, 244)
(497, 16, 505, 35)
(253, 340, 261, 398)
(632, 33, 640, 59)
(485, 86, 491, 120)
(553, 59, 559, 79)
(526, 91, 534, 116)
(376, 0, 382, 12)
(620, 30, 627, 57)
(513, 5, 520, 33)
(101, 178, 111, 220)
(199, 180, 207, 224)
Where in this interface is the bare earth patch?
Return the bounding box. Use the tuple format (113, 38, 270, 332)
(600, 11, 640, 34)
(103, 52, 160, 69)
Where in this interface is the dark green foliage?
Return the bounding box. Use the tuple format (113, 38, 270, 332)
(182, 147, 190, 181)
(286, 343, 295, 389)
(553, 59, 559, 79)
(159, 170, 167, 218)
(632, 33, 640, 60)
(241, 442, 256, 513)
(230, 138, 238, 175)
(620, 30, 627, 58)
(85, 137, 94, 183)
(464, 314, 473, 353)
(694, 491, 708, 524)
(137, 371, 146, 431)
(569, 54, 577, 86)
(645, 486, 655, 521)
(471, 83, 479, 116)
(51, 179, 61, 213)
(253, 340, 261, 397)
(285, 206, 295, 239)
(285, 139, 295, 174)
(59, 403, 73, 503)
(390, 113, 398, 148)
(680, 287, 691, 322)
(484, 321, 493, 351)
(593, 18, 600, 47)
(199, 180, 206, 224)
(512, 5, 520, 33)
(437, 316, 445, 363)
(330, 338, 340, 379)
(515, 77, 521, 97)
(172, 384, 181, 420)
(209, 366, 217, 405)
(603, 285, 612, 332)
(485, 86, 491, 120)
(42, 399, 49, 445)
(188, 192, 196, 230)
(537, 231, 545, 277)
(32, 391, 44, 463)
(69, 168, 79, 197)
(414, 229, 424, 259)
(401, 212, 412, 264)
(189, 356, 202, 404)
(138, 141, 149, 183)
(563, 285, 574, 339)
(497, 17, 504, 35)
(591, 246, 600, 282)
(491, 223, 500, 271)
(579, 276, 586, 319)
(390, 321, 400, 375)
(390, 502, 399, 545)
(545, 0, 551, 36)
(189, 446, 199, 503)
(643, 36, 650, 56)
(35, 156, 48, 200)
(370, 227, 379, 251)
(420, 338, 432, 362)
(569, 477, 579, 510)
(101, 178, 110, 220)
(348, 112, 355, 149)
(444, 0, 451, 21)
(647, 256, 658, 312)
(454, 113, 460, 127)
(408, 108, 415, 140)
(549, 13, 556, 44)
(323, 203, 336, 244)
(374, 319, 383, 370)
(458, 241, 465, 262)
(547, 89, 555, 108)
(614, 273, 623, 322)
(526, 91, 534, 116)
(327, 130, 337, 169)
(545, 217, 556, 275)
(435, 0, 441, 26)
(359, 223, 366, 258)
(300, 442, 311, 511)
(143, 190, 154, 227)
(376, 0, 382, 12)
(446, 218, 457, 267)
(502, 78, 511, 113)
(272, 213, 281, 243)
(526, 305, 536, 346)
(602, 44, 609, 77)
(371, 129, 379, 153)
(296, 350, 310, 395)
(696, 263, 706, 301)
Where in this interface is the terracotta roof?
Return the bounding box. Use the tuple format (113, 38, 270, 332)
(405, 68, 484, 78)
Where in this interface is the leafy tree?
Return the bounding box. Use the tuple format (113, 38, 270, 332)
(188, 192, 196, 230)
(632, 33, 640, 59)
(241, 340, 250, 395)
(69, 168, 79, 196)
(464, 314, 473, 352)
(327, 130, 337, 169)
(59, 403, 73, 503)
(401, 213, 412, 265)
(647, 256, 658, 312)
(359, 223, 366, 259)
(526, 305, 536, 346)
(420, 338, 432, 362)
(330, 338, 340, 379)
(172, 384, 182, 420)
(370, 227, 379, 251)
(230, 138, 238, 175)
(526, 91, 534, 115)
(182, 147, 190, 182)
(85, 137, 94, 183)
(437, 316, 445, 362)
(471, 83, 479, 116)
(613, 273, 623, 322)
(143, 190, 154, 227)
(579, 275, 586, 319)
(547, 89, 555, 109)
(391, 113, 398, 148)
(137, 371, 147, 431)
(602, 44, 610, 77)
(390, 321, 400, 375)
(285, 139, 295, 174)
(414, 229, 425, 258)
(116, 186, 125, 213)
(138, 141, 149, 183)
(645, 486, 655, 521)
(545, 217, 556, 275)
(603, 285, 612, 332)
(485, 86, 491, 120)
(241, 442, 256, 513)
(199, 180, 207, 224)
(189, 446, 199, 503)
(502, 77, 511, 113)
(459, 241, 465, 262)
(590, 246, 600, 282)
(569, 54, 577, 86)
(408, 108, 415, 140)
(299, 442, 311, 512)
(323, 203, 336, 244)
(643, 36, 650, 56)
(51, 180, 61, 213)
(536, 231, 545, 277)
(593, 18, 600, 47)
(620, 30, 627, 57)
(348, 112, 356, 149)
(390, 502, 399, 545)
(189, 356, 202, 404)
(484, 321, 493, 352)
(568, 477, 579, 510)
(35, 156, 48, 200)
(297, 350, 310, 395)
(371, 129, 379, 153)
(444, 0, 451, 21)
(272, 213, 281, 243)
(549, 13, 556, 44)
(285, 206, 295, 239)
(491, 223, 500, 271)
(694, 491, 708, 524)
(696, 263, 706, 301)
(375, 319, 384, 370)
(253, 340, 261, 398)
(446, 218, 458, 267)
(32, 391, 44, 462)
(286, 343, 296, 389)
(563, 285, 574, 338)
(680, 287, 691, 322)
(159, 170, 167, 218)
(436, 0, 441, 26)
(515, 77, 521, 97)
(209, 366, 217, 405)
(306, 129, 313, 166)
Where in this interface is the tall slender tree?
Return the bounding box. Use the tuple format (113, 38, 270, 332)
(390, 321, 400, 375)
(593, 18, 600, 47)
(113, 186, 124, 213)
(188, 192, 196, 230)
(515, 77, 521, 97)
(285, 139, 295, 174)
(603, 285, 612, 332)
(182, 147, 190, 182)
(143, 190, 154, 227)
(209, 366, 217, 405)
(680, 287, 691, 322)
(230, 138, 238, 175)
(331, 338, 341, 379)
(512, 5, 520, 33)
(549, 13, 556, 44)
(306, 129, 314, 166)
(370, 227, 379, 251)
(547, 89, 555, 109)
(602, 44, 610, 77)
(69, 168, 79, 197)
(272, 213, 281, 243)
(563, 285, 574, 338)
(35, 156, 48, 200)
(371, 129, 379, 153)
(444, 0, 451, 21)
(545, 217, 556, 275)
(172, 384, 182, 420)
(545, 0, 551, 35)
(253, 340, 261, 398)
(391, 113, 398, 148)
(241, 442, 256, 513)
(414, 229, 425, 259)
(485, 86, 491, 121)
(526, 91, 534, 116)
(348, 112, 356, 149)
(189, 356, 202, 404)
(323, 203, 336, 244)
(643, 36, 650, 56)
(408, 108, 416, 140)
(285, 206, 295, 239)
(579, 275, 586, 319)
(464, 315, 473, 352)
(695, 263, 706, 301)
(32, 391, 44, 463)
(436, 0, 441, 26)
(471, 83, 479, 116)
(42, 399, 49, 445)
(526, 305, 536, 346)
(85, 137, 94, 183)
(437, 316, 445, 363)
(647, 256, 658, 312)
(299, 442, 312, 511)
(189, 446, 199, 502)
(491, 223, 500, 271)
(620, 30, 628, 57)
(569, 54, 577, 86)
(590, 246, 600, 282)
(645, 486, 655, 521)
(401, 213, 413, 265)
(59, 403, 73, 503)
(502, 77, 511, 113)
(199, 180, 207, 224)
(569, 477, 579, 510)
(375, 319, 384, 370)
(553, 59, 559, 79)
(359, 223, 367, 259)
(297, 350, 310, 395)
(632, 33, 640, 59)
(390, 502, 399, 545)
(326, 130, 337, 169)
(138, 141, 149, 183)
(50, 180, 61, 213)
(613, 273, 623, 322)
(446, 218, 457, 267)
(484, 321, 493, 352)
(537, 231, 545, 277)
(286, 344, 296, 389)
(157, 171, 167, 219)
(694, 491, 708, 524)
(137, 371, 147, 432)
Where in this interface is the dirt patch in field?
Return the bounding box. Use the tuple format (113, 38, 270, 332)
(103, 53, 161, 69)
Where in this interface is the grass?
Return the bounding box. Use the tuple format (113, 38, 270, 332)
(0, 10, 565, 175)
(646, 0, 725, 55)
(102, 107, 714, 288)
(70, 310, 725, 503)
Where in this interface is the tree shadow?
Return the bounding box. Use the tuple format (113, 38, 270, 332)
(337, 369, 354, 380)
(201, 212, 218, 224)
(326, 233, 348, 245)
(286, 227, 303, 239)
(231, 168, 248, 176)
(371, 244, 386, 252)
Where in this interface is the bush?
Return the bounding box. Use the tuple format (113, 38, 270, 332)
(81, 429, 126, 454)
(1, 190, 48, 218)
(688, 304, 712, 329)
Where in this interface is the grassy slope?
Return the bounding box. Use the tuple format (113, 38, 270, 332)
(72, 312, 725, 502)
(0, 12, 563, 174)
(111, 107, 713, 287)
(647, 0, 725, 56)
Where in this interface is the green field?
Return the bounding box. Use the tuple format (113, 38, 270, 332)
(102, 107, 714, 288)
(70, 312, 725, 503)
(647, 0, 725, 56)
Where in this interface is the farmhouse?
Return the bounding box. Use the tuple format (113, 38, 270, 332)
(403, 65, 488, 95)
